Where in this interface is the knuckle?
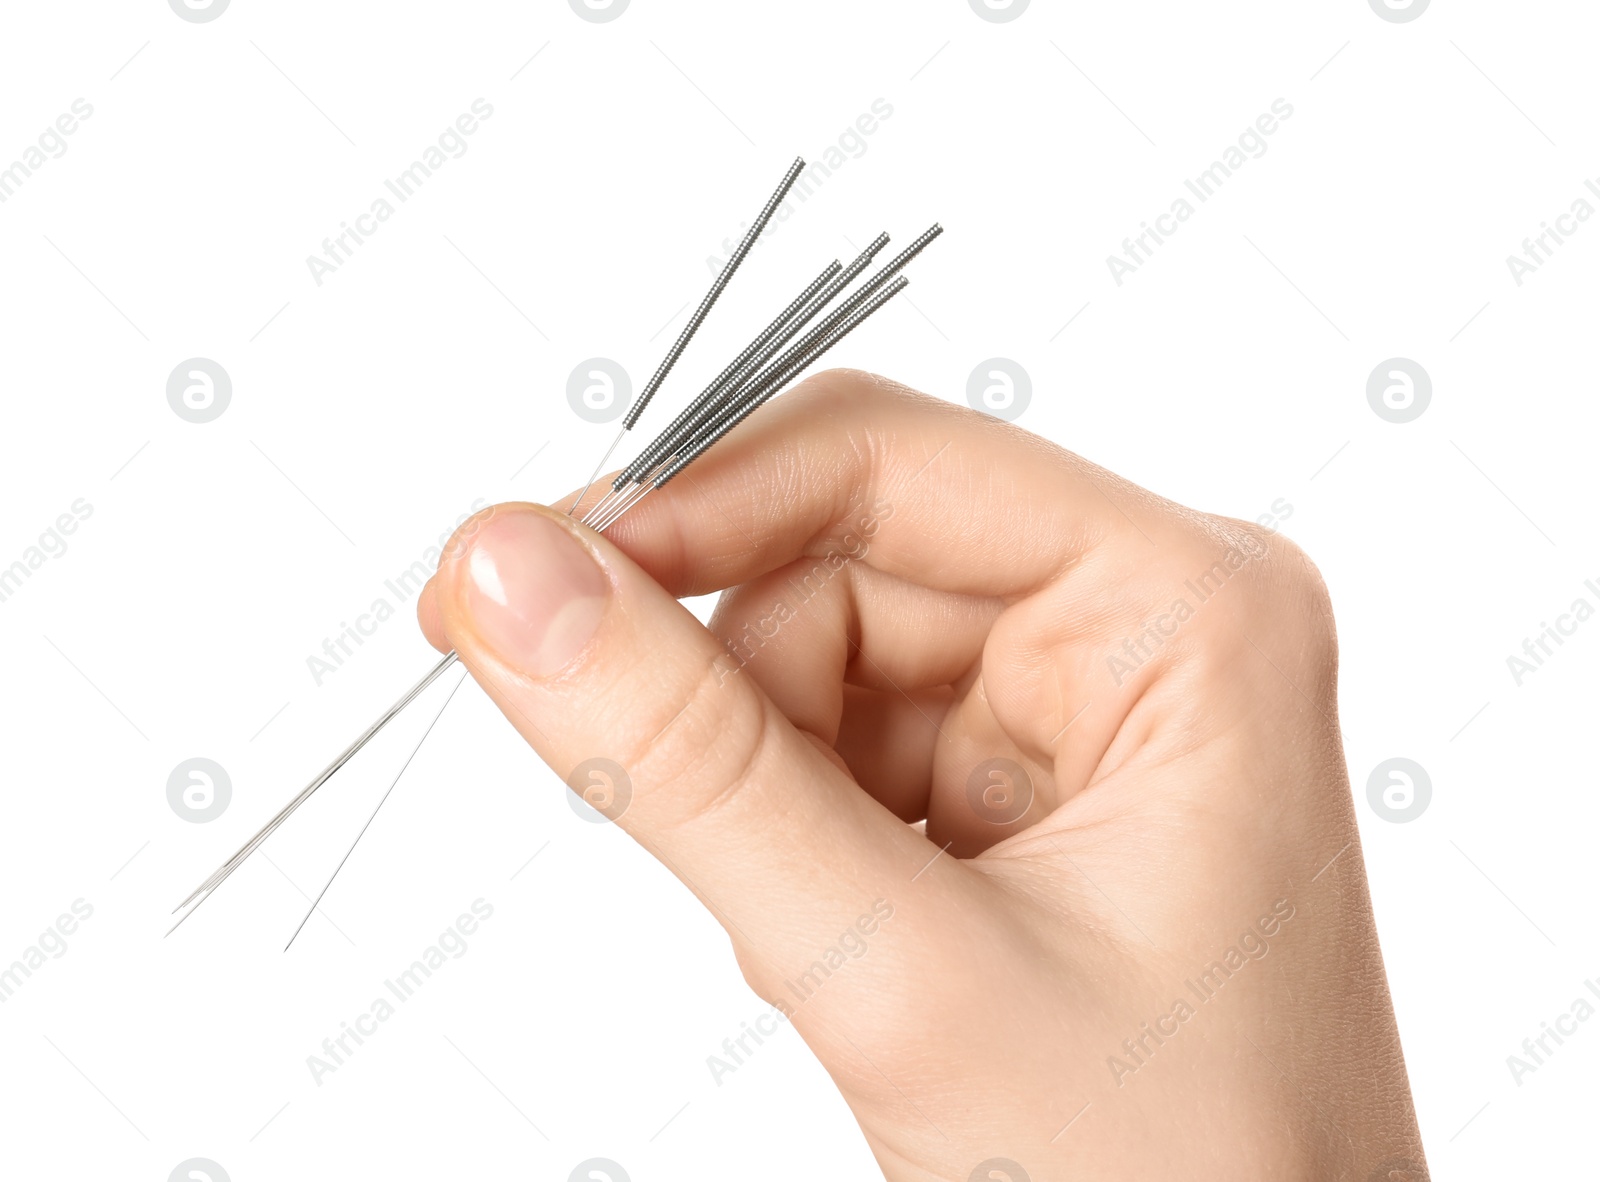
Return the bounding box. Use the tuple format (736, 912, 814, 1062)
(783, 368, 869, 420)
(792, 367, 926, 421)
(1261, 532, 1337, 653)
(1179, 516, 1338, 661)
(1224, 521, 1338, 664)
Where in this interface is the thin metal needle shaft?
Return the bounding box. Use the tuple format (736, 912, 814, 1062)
(568, 158, 807, 515)
(169, 650, 460, 932)
(171, 456, 662, 931)
(619, 232, 892, 484)
(657, 276, 913, 487)
(612, 255, 847, 491)
(175, 648, 460, 911)
(171, 171, 938, 941)
(284, 669, 469, 951)
(567, 426, 624, 517)
(621, 156, 806, 433)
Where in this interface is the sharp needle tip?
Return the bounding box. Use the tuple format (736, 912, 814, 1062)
(283, 912, 312, 951)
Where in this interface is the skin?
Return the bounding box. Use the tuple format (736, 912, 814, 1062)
(418, 370, 1426, 1181)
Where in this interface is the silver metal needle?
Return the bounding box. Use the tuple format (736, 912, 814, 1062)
(168, 650, 460, 934)
(168, 159, 943, 942)
(284, 669, 469, 950)
(567, 426, 624, 517)
(567, 158, 807, 517)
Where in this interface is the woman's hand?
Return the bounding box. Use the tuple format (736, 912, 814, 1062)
(417, 370, 1425, 1181)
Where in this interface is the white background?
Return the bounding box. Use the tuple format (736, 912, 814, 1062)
(0, 0, 1594, 1178)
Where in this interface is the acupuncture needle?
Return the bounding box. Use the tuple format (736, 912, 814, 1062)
(171, 168, 809, 935)
(274, 259, 885, 946)
(271, 258, 857, 940)
(283, 668, 469, 950)
(170, 189, 937, 941)
(588, 232, 892, 524)
(583, 249, 862, 528)
(567, 156, 807, 517)
(592, 224, 940, 523)
(588, 275, 914, 531)
(170, 252, 920, 940)
(167, 648, 462, 934)
(582, 255, 848, 525)
(610, 223, 937, 494)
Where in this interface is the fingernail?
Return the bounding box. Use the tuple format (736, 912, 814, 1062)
(461, 509, 608, 678)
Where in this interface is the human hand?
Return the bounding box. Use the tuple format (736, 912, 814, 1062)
(417, 370, 1425, 1180)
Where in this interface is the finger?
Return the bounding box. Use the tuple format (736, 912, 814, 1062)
(417, 582, 446, 650)
(595, 368, 1165, 600)
(833, 685, 954, 823)
(929, 679, 1058, 856)
(428, 501, 967, 1000)
(709, 564, 961, 822)
(707, 559, 998, 741)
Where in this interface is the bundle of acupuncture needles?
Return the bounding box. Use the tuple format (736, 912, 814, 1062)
(169, 157, 941, 947)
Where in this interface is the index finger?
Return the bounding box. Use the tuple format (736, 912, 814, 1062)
(587, 367, 1162, 600)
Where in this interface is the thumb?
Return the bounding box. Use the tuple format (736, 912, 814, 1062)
(424, 502, 943, 979)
